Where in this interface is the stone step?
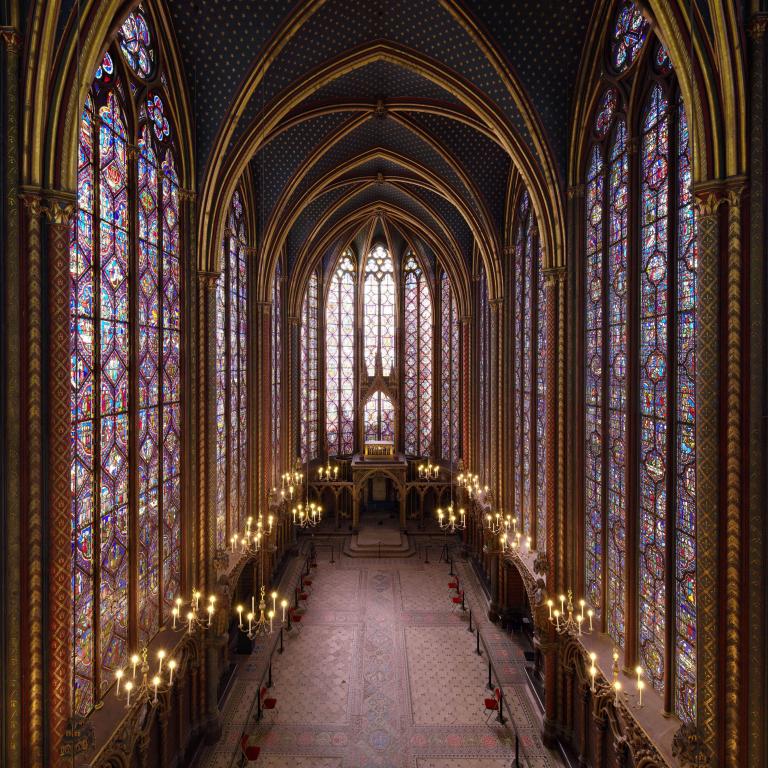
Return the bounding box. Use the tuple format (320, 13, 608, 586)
(343, 533, 416, 558)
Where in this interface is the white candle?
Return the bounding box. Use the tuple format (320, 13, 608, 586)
(587, 609, 594, 631)
(252, 596, 255, 613)
(590, 665, 596, 692)
(125, 681, 133, 708)
(271, 592, 277, 613)
(237, 605, 244, 628)
(281, 600, 287, 623)
(207, 605, 214, 625)
(579, 599, 586, 620)
(547, 600, 553, 620)
(115, 669, 123, 696)
(187, 612, 193, 634)
(168, 659, 176, 685)
(172, 607, 178, 629)
(153, 675, 160, 703)
(559, 594, 565, 613)
(248, 612, 254, 633)
(637, 679, 645, 707)
(577, 615, 583, 635)
(613, 680, 621, 705)
(131, 654, 139, 678)
(554, 610, 560, 630)
(269, 610, 274, 633)
(157, 649, 165, 673)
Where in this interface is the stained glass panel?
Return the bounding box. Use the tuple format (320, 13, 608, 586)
(675, 100, 697, 723)
(535, 241, 547, 549)
(118, 10, 154, 79)
(584, 144, 604, 616)
(363, 245, 395, 376)
(326, 254, 355, 455)
(478, 269, 490, 485)
(272, 264, 282, 479)
(300, 271, 319, 461)
(607, 119, 629, 647)
(440, 271, 460, 463)
(611, 1, 648, 71)
(639, 84, 669, 692)
(364, 391, 395, 443)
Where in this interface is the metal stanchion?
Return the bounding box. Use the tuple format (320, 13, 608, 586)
(476, 627, 482, 656)
(468, 608, 473, 632)
(279, 627, 284, 654)
(267, 660, 273, 688)
(487, 659, 493, 691)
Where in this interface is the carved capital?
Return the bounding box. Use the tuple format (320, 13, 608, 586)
(177, 187, 196, 203)
(566, 184, 584, 200)
(725, 175, 748, 209)
(502, 244, 515, 258)
(126, 143, 139, 161)
(748, 13, 768, 40)
(672, 722, 712, 767)
(197, 270, 220, 287)
(543, 265, 567, 288)
(0, 26, 22, 54)
(693, 183, 726, 218)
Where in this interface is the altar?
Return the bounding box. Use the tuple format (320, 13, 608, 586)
(350, 452, 408, 531)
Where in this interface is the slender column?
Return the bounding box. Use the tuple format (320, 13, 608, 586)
(255, 300, 272, 505)
(502, 245, 515, 517)
(288, 316, 301, 472)
(45, 195, 76, 768)
(460, 316, 471, 467)
(21, 190, 45, 767)
(724, 177, 747, 768)
(692, 183, 724, 765)
(747, 16, 768, 768)
(2, 25, 23, 768)
(543, 267, 565, 589)
(540, 624, 559, 747)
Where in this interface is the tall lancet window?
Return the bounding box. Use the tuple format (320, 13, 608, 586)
(363, 244, 395, 376)
(511, 192, 548, 548)
(581, 3, 697, 722)
(216, 191, 248, 550)
(403, 254, 433, 456)
(70, 9, 183, 713)
(271, 262, 282, 479)
(477, 267, 491, 484)
(440, 270, 460, 463)
(300, 271, 319, 460)
(326, 253, 356, 455)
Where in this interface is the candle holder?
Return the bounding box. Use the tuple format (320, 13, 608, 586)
(292, 501, 322, 528)
(317, 462, 340, 481)
(229, 514, 274, 556)
(170, 589, 218, 634)
(417, 460, 440, 480)
(235, 585, 281, 639)
(437, 502, 466, 532)
(113, 647, 176, 709)
(545, 589, 593, 635)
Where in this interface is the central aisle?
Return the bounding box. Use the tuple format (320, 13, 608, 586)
(200, 552, 561, 768)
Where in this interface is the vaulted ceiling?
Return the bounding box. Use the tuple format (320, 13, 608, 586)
(162, 0, 597, 281)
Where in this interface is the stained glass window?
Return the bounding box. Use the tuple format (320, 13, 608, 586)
(477, 268, 490, 485)
(440, 270, 460, 463)
(118, 9, 154, 79)
(215, 192, 249, 548)
(512, 193, 547, 547)
(583, 21, 697, 721)
(71, 28, 183, 713)
(326, 253, 356, 455)
(300, 271, 319, 461)
(611, 0, 648, 71)
(403, 254, 433, 456)
(272, 263, 282, 480)
(364, 391, 395, 443)
(363, 245, 395, 376)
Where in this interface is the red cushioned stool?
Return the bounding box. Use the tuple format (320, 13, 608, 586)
(240, 733, 260, 764)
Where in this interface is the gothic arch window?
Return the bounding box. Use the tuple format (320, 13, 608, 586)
(511, 192, 548, 548)
(326, 253, 356, 455)
(364, 391, 396, 442)
(300, 270, 319, 460)
(271, 261, 282, 479)
(403, 253, 433, 456)
(581, 1, 697, 722)
(216, 192, 249, 549)
(363, 244, 396, 376)
(440, 270, 460, 464)
(70, 9, 184, 713)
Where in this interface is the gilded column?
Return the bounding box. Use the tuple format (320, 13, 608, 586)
(502, 245, 515, 518)
(489, 297, 503, 506)
(2, 25, 23, 768)
(21, 190, 45, 767)
(543, 267, 565, 589)
(256, 300, 272, 504)
(724, 177, 747, 768)
(460, 316, 471, 468)
(288, 315, 301, 473)
(692, 184, 723, 765)
(45, 195, 76, 768)
(747, 15, 768, 768)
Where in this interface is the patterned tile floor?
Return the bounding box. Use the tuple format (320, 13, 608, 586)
(196, 552, 562, 768)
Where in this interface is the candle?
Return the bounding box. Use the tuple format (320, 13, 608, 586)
(281, 599, 287, 623)
(207, 605, 214, 625)
(547, 599, 553, 619)
(637, 679, 645, 707)
(252, 596, 255, 614)
(559, 594, 565, 613)
(589, 665, 596, 692)
(168, 659, 176, 685)
(613, 680, 621, 705)
(125, 681, 133, 708)
(157, 649, 165, 673)
(577, 615, 584, 635)
(579, 599, 586, 620)
(554, 609, 560, 630)
(237, 605, 244, 628)
(269, 610, 274, 633)
(635, 665, 642, 684)
(115, 669, 123, 696)
(587, 609, 594, 631)
(247, 612, 254, 633)
(153, 675, 160, 703)
(131, 654, 140, 678)
(187, 611, 193, 634)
